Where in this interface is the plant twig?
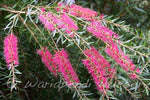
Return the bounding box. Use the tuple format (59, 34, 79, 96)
(18, 15, 42, 49)
(115, 78, 138, 99)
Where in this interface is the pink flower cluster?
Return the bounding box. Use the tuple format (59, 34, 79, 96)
(39, 10, 78, 37)
(53, 49, 80, 86)
(82, 47, 115, 93)
(37, 47, 80, 85)
(58, 14, 78, 37)
(105, 43, 140, 79)
(86, 17, 139, 79)
(68, 4, 98, 21)
(87, 21, 118, 44)
(4, 33, 19, 67)
(56, 2, 98, 21)
(37, 47, 58, 77)
(38, 12, 58, 31)
(56, 2, 68, 13)
(38, 2, 140, 81)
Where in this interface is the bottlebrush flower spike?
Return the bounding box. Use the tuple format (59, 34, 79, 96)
(38, 12, 58, 31)
(56, 2, 68, 13)
(53, 49, 80, 86)
(68, 4, 98, 21)
(58, 14, 78, 37)
(37, 47, 58, 77)
(136, 68, 140, 74)
(82, 47, 115, 93)
(100, 14, 104, 19)
(87, 21, 118, 44)
(4, 33, 19, 67)
(40, 8, 45, 12)
(105, 43, 139, 79)
(129, 73, 137, 79)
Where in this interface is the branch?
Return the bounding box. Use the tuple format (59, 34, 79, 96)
(2, 5, 36, 14)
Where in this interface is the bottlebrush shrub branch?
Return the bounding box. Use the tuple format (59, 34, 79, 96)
(38, 3, 139, 79)
(36, 2, 141, 96)
(2, 1, 149, 99)
(4, 33, 19, 67)
(3, 32, 21, 91)
(37, 2, 144, 94)
(82, 47, 115, 93)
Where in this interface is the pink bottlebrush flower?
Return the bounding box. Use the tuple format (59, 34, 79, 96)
(130, 73, 137, 79)
(105, 43, 138, 79)
(82, 47, 115, 93)
(87, 21, 118, 44)
(37, 47, 58, 77)
(68, 4, 98, 21)
(53, 49, 80, 86)
(58, 14, 78, 37)
(38, 13, 46, 23)
(56, 3, 98, 21)
(4, 33, 19, 67)
(41, 8, 45, 12)
(38, 12, 58, 31)
(56, 2, 68, 13)
(84, 47, 111, 68)
(136, 68, 140, 74)
(100, 14, 104, 19)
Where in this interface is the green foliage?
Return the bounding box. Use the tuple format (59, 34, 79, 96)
(0, 0, 150, 100)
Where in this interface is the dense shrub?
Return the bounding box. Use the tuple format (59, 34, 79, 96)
(0, 0, 149, 99)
